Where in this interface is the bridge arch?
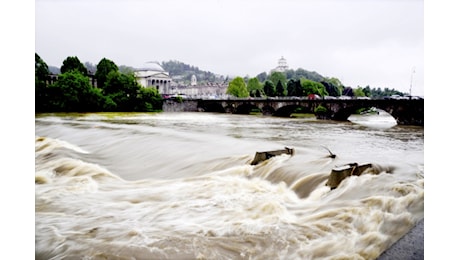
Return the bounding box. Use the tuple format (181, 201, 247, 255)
(262, 105, 275, 115)
(330, 105, 363, 121)
(197, 102, 225, 113)
(235, 103, 261, 114)
(325, 99, 424, 126)
(273, 105, 307, 117)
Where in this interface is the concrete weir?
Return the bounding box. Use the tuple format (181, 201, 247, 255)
(326, 163, 378, 189)
(250, 147, 295, 165)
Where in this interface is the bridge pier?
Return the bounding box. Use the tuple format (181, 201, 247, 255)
(162, 99, 199, 112)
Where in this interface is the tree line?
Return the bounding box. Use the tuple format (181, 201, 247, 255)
(35, 53, 163, 113)
(226, 71, 407, 99)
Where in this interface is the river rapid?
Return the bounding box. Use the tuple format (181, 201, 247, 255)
(35, 111, 424, 259)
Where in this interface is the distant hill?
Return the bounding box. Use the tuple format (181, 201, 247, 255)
(160, 60, 329, 85)
(161, 60, 226, 84)
(48, 65, 60, 75)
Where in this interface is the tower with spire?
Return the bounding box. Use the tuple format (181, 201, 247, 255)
(274, 56, 289, 72)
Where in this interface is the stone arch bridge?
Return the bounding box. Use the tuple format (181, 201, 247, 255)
(163, 98, 424, 126)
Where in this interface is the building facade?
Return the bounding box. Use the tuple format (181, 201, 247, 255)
(134, 61, 229, 98)
(134, 61, 172, 94)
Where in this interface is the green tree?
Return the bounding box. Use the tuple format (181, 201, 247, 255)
(263, 80, 276, 97)
(363, 86, 371, 97)
(95, 58, 118, 90)
(226, 77, 249, 97)
(135, 87, 163, 111)
(275, 80, 287, 96)
(322, 77, 343, 96)
(287, 79, 302, 96)
(253, 89, 265, 97)
(47, 70, 107, 112)
(247, 77, 263, 97)
(104, 71, 142, 111)
(342, 86, 354, 96)
(320, 81, 340, 97)
(35, 53, 50, 112)
(35, 53, 49, 84)
(269, 72, 287, 88)
(300, 78, 328, 97)
(354, 86, 366, 97)
(269, 72, 287, 96)
(365, 86, 406, 98)
(60, 56, 87, 75)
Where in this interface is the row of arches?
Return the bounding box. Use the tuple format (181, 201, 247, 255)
(146, 78, 171, 93)
(199, 102, 388, 121)
(190, 99, 423, 125)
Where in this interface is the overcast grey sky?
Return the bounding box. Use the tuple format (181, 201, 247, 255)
(35, 0, 424, 95)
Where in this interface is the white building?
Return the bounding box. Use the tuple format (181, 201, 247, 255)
(134, 61, 172, 94)
(273, 56, 289, 73)
(191, 75, 197, 86)
(169, 83, 229, 98)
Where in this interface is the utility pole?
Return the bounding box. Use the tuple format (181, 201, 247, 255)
(410, 66, 416, 98)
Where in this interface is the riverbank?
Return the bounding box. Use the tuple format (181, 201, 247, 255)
(378, 219, 424, 259)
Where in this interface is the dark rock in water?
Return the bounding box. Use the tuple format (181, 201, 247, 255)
(250, 147, 295, 165)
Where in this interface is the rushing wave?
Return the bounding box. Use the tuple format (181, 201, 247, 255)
(35, 113, 423, 259)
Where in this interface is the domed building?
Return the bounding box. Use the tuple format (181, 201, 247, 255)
(272, 56, 289, 73)
(134, 61, 172, 94)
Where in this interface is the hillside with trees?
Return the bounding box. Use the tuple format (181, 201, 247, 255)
(161, 60, 226, 85)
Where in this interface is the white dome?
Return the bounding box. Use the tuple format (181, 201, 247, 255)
(137, 61, 165, 72)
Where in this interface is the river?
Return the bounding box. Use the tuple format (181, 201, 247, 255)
(35, 111, 424, 259)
